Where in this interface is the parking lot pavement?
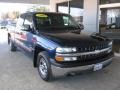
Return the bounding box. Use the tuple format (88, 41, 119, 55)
(0, 30, 120, 90)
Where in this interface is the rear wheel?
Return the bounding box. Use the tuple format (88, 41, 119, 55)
(37, 51, 53, 81)
(8, 36, 17, 51)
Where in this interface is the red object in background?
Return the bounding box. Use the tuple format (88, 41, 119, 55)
(32, 37, 37, 43)
(21, 34, 27, 40)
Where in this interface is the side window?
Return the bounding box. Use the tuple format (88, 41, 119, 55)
(16, 17, 24, 29)
(63, 16, 69, 26)
(63, 16, 74, 26)
(24, 16, 32, 26)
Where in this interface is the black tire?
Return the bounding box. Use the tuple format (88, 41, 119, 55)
(37, 51, 53, 81)
(8, 35, 10, 45)
(8, 36, 17, 51)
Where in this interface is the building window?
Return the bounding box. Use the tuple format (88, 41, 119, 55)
(57, 0, 84, 24)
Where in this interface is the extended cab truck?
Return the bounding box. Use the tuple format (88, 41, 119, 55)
(8, 12, 114, 81)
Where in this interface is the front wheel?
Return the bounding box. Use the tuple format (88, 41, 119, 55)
(37, 51, 53, 81)
(8, 36, 17, 51)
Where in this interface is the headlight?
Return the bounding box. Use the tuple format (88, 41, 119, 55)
(107, 48, 112, 53)
(108, 41, 113, 53)
(108, 41, 113, 46)
(56, 47, 77, 53)
(56, 47, 77, 61)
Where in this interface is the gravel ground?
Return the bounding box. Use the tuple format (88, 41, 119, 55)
(0, 29, 120, 90)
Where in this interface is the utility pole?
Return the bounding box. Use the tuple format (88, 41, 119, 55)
(68, 0, 70, 14)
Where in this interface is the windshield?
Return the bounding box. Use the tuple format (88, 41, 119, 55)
(34, 13, 80, 32)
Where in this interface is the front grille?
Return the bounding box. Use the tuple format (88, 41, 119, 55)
(78, 50, 108, 62)
(58, 52, 113, 67)
(76, 43, 110, 64)
(56, 43, 112, 67)
(77, 43, 108, 52)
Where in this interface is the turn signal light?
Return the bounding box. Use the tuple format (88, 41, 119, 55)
(55, 56, 64, 61)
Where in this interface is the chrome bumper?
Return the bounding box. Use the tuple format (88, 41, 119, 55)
(51, 58, 112, 78)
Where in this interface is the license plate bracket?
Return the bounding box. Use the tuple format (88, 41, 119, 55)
(93, 63, 103, 71)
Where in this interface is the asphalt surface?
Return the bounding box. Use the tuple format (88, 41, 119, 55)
(0, 29, 120, 90)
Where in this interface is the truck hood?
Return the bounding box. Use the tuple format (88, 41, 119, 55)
(42, 32, 109, 47)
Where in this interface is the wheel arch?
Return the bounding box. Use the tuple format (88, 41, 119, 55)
(8, 33, 11, 44)
(33, 45, 46, 67)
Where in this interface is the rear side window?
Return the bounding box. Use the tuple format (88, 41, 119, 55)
(16, 17, 24, 30)
(24, 16, 33, 26)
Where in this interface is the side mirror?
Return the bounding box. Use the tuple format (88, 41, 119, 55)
(23, 24, 31, 31)
(79, 24, 84, 30)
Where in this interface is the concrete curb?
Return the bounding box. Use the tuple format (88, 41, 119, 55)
(115, 53, 120, 57)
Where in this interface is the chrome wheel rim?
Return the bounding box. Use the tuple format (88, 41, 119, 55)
(39, 58, 47, 76)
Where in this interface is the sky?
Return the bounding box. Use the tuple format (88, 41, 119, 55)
(0, 3, 34, 13)
(0, 3, 49, 19)
(0, 3, 34, 18)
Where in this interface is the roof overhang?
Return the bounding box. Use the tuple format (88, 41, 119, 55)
(57, 0, 83, 9)
(100, 3, 120, 9)
(0, 0, 49, 5)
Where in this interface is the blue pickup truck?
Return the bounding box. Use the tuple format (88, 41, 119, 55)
(8, 12, 114, 81)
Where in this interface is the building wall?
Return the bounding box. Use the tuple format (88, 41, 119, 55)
(83, 0, 99, 33)
(50, 0, 99, 34)
(50, 0, 69, 12)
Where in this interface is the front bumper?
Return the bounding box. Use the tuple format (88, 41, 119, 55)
(51, 52, 113, 68)
(51, 58, 113, 77)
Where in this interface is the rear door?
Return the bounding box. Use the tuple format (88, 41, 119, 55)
(15, 15, 34, 52)
(15, 17, 26, 49)
(22, 15, 35, 53)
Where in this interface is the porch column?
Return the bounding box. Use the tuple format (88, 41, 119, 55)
(83, 0, 99, 34)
